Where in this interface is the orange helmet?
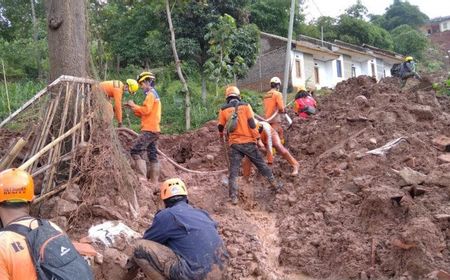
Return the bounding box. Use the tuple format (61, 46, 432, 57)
(0, 168, 34, 203)
(225, 86, 240, 98)
(160, 178, 188, 200)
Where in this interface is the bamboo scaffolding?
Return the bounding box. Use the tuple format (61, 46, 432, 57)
(0, 138, 27, 170)
(19, 122, 82, 171)
(0, 75, 97, 128)
(45, 82, 74, 193)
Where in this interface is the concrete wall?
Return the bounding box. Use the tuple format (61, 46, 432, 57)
(376, 58, 385, 80)
(440, 20, 450, 32)
(291, 51, 305, 88)
(343, 54, 352, 79)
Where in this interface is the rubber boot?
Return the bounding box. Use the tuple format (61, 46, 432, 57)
(268, 177, 283, 192)
(280, 151, 300, 176)
(147, 162, 160, 185)
(229, 178, 239, 205)
(135, 159, 147, 179)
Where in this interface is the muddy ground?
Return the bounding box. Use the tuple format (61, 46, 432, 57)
(1, 76, 450, 279)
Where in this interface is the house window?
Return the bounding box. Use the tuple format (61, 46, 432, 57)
(444, 22, 448, 30)
(336, 60, 342, 78)
(370, 62, 376, 78)
(295, 60, 302, 78)
(314, 64, 320, 84)
(351, 64, 356, 77)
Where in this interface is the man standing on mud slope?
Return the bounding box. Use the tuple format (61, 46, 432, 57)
(126, 71, 161, 185)
(125, 178, 226, 280)
(263, 77, 286, 141)
(218, 86, 283, 205)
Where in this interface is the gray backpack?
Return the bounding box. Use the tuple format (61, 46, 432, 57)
(226, 101, 240, 134)
(1, 219, 94, 280)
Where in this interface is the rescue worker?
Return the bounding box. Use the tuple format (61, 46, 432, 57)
(218, 86, 282, 205)
(99, 79, 139, 127)
(294, 85, 317, 120)
(263, 77, 286, 141)
(127, 178, 225, 280)
(126, 72, 161, 184)
(0, 169, 64, 279)
(243, 121, 299, 176)
(400, 56, 420, 86)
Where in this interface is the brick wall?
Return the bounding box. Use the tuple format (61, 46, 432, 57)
(238, 36, 289, 92)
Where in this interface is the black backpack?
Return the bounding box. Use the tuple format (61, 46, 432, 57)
(1, 219, 94, 280)
(391, 63, 402, 77)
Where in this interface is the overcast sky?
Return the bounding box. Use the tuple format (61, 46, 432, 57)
(303, 0, 450, 21)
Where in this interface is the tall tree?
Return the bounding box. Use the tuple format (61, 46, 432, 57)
(46, 0, 89, 81)
(345, 0, 368, 19)
(372, 0, 428, 31)
(166, 0, 191, 130)
(391, 24, 427, 59)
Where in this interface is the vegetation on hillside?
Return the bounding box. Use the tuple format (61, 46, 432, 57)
(0, 0, 446, 132)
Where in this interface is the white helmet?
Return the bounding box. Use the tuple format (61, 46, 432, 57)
(270, 77, 281, 84)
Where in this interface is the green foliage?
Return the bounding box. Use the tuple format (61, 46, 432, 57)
(390, 24, 427, 59)
(0, 80, 45, 120)
(204, 14, 249, 85)
(336, 15, 394, 50)
(432, 76, 450, 97)
(0, 38, 48, 80)
(345, 0, 368, 19)
(371, 0, 428, 31)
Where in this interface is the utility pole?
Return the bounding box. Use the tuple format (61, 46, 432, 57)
(282, 0, 296, 104)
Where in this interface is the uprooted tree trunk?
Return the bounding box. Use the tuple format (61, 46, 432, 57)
(0, 76, 143, 233)
(166, 0, 191, 131)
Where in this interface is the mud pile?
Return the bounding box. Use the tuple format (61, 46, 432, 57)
(149, 77, 450, 279)
(142, 76, 450, 279)
(2, 75, 449, 280)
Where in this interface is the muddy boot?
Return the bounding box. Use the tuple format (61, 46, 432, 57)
(147, 161, 160, 185)
(229, 179, 239, 205)
(135, 159, 147, 179)
(268, 177, 283, 192)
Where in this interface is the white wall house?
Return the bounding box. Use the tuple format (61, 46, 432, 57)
(237, 33, 403, 92)
(440, 19, 450, 32)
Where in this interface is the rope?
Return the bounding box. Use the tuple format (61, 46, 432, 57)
(116, 128, 227, 175)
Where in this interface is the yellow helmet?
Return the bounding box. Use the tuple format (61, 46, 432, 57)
(160, 178, 188, 200)
(126, 79, 139, 94)
(0, 168, 34, 203)
(295, 84, 306, 93)
(137, 71, 155, 83)
(225, 86, 240, 98)
(405, 56, 414, 62)
(270, 77, 281, 84)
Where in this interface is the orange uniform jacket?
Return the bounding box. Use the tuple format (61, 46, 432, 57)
(132, 88, 161, 133)
(218, 101, 259, 145)
(0, 218, 62, 280)
(99, 80, 124, 124)
(263, 89, 285, 123)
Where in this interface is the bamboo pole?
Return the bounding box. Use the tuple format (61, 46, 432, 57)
(0, 75, 96, 128)
(1, 58, 11, 116)
(32, 182, 69, 205)
(69, 85, 81, 180)
(46, 82, 73, 192)
(0, 138, 27, 170)
(31, 152, 73, 177)
(19, 122, 82, 171)
(80, 84, 85, 143)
